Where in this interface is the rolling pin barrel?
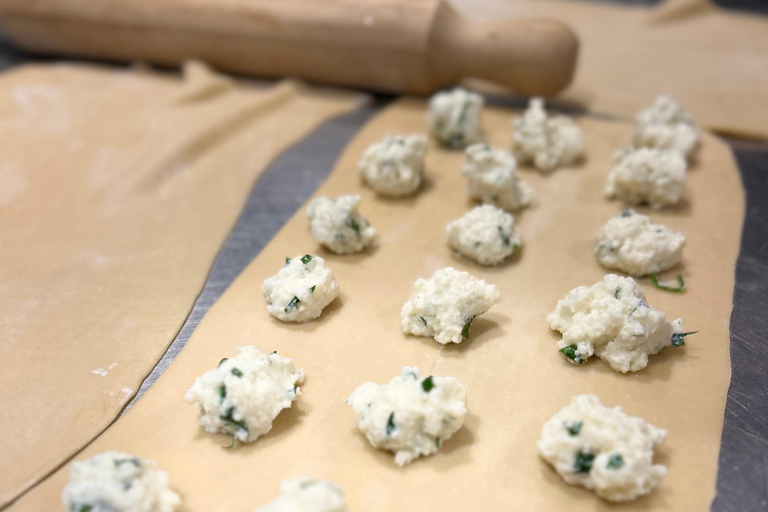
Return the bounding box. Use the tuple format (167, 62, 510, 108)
(0, 0, 578, 96)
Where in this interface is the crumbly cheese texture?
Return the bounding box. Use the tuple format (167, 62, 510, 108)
(632, 96, 699, 158)
(357, 135, 428, 197)
(462, 143, 533, 211)
(346, 367, 467, 466)
(596, 210, 685, 277)
(446, 205, 521, 266)
(546, 274, 684, 373)
(306, 195, 375, 254)
(538, 394, 667, 502)
(184, 346, 305, 444)
(427, 88, 484, 148)
(262, 255, 339, 322)
(253, 478, 349, 512)
(401, 267, 500, 344)
(62, 451, 180, 512)
(512, 97, 584, 172)
(605, 147, 687, 209)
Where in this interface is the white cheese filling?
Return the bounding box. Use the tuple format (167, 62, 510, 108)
(184, 346, 305, 445)
(538, 394, 667, 502)
(632, 95, 699, 158)
(428, 87, 484, 148)
(546, 274, 686, 373)
(512, 97, 584, 172)
(62, 451, 181, 512)
(262, 254, 340, 322)
(357, 134, 427, 197)
(306, 195, 375, 254)
(462, 143, 533, 211)
(596, 209, 685, 277)
(347, 366, 467, 466)
(401, 267, 501, 344)
(446, 205, 521, 266)
(253, 478, 349, 512)
(605, 147, 687, 209)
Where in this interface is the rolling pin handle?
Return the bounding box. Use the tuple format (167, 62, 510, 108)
(429, 2, 579, 96)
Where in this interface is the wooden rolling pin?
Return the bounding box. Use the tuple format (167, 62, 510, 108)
(0, 0, 578, 96)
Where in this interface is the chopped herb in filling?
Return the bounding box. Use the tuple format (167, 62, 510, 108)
(78, 506, 93, 512)
(461, 315, 476, 339)
(564, 420, 583, 436)
(498, 226, 511, 247)
(614, 287, 621, 299)
(346, 217, 361, 236)
(650, 273, 686, 293)
(218, 358, 228, 367)
(310, 285, 316, 293)
(285, 257, 291, 265)
(220, 407, 249, 434)
(671, 331, 698, 348)
(621, 209, 634, 217)
(386, 412, 396, 436)
(435, 437, 442, 449)
(218, 385, 226, 402)
(560, 344, 586, 364)
(284, 296, 300, 313)
(422, 376, 435, 392)
(301, 254, 313, 264)
(113, 457, 141, 467)
(607, 453, 625, 469)
(573, 450, 595, 473)
(231, 368, 243, 378)
(420, 316, 428, 327)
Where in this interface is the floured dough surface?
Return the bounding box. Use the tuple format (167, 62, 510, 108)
(254, 478, 349, 512)
(12, 99, 743, 512)
(0, 62, 359, 507)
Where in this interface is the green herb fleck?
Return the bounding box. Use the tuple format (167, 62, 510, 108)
(564, 420, 583, 436)
(422, 376, 435, 392)
(573, 451, 595, 473)
(559, 345, 585, 364)
(614, 287, 621, 299)
(231, 368, 243, 378)
(114, 457, 141, 467)
(285, 257, 291, 265)
(299, 480, 317, 489)
(220, 407, 249, 435)
(271, 350, 277, 355)
(346, 217, 360, 236)
(301, 254, 313, 264)
(420, 316, 427, 327)
(621, 209, 634, 217)
(650, 273, 686, 293)
(435, 437, 442, 449)
(671, 331, 698, 348)
(386, 412, 396, 436)
(607, 453, 625, 470)
(218, 385, 226, 401)
(310, 285, 316, 293)
(79, 506, 93, 512)
(218, 358, 228, 367)
(498, 226, 511, 247)
(284, 296, 300, 313)
(461, 316, 476, 339)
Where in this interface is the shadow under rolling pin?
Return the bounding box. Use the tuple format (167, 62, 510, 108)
(0, 0, 578, 96)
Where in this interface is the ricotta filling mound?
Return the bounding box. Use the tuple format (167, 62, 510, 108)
(346, 366, 467, 466)
(401, 267, 501, 344)
(462, 143, 533, 211)
(547, 274, 685, 373)
(306, 195, 375, 254)
(596, 209, 685, 277)
(446, 204, 521, 266)
(427, 87, 484, 149)
(605, 147, 687, 209)
(254, 478, 349, 512)
(512, 97, 584, 172)
(357, 134, 427, 197)
(262, 254, 340, 322)
(62, 451, 181, 512)
(538, 394, 667, 502)
(632, 95, 699, 158)
(185, 346, 305, 445)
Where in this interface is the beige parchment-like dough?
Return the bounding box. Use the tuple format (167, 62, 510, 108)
(0, 62, 361, 507)
(10, 98, 743, 511)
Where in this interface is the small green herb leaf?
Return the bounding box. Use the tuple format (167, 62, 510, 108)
(220, 407, 249, 434)
(607, 453, 625, 470)
(573, 451, 595, 473)
(422, 376, 435, 392)
(560, 345, 585, 364)
(271, 350, 277, 355)
(671, 331, 698, 348)
(284, 296, 300, 313)
(621, 209, 634, 217)
(564, 420, 583, 436)
(346, 217, 360, 236)
(218, 384, 226, 401)
(614, 287, 621, 299)
(114, 457, 141, 467)
(218, 358, 228, 367)
(420, 316, 427, 327)
(285, 257, 291, 265)
(650, 273, 686, 293)
(301, 254, 313, 264)
(461, 316, 476, 339)
(386, 412, 396, 436)
(310, 285, 316, 293)
(79, 506, 93, 512)
(435, 437, 442, 449)
(231, 368, 243, 378)
(498, 226, 511, 247)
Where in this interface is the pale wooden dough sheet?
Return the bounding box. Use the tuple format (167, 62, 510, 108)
(0, 63, 360, 507)
(452, 0, 768, 139)
(12, 99, 743, 511)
